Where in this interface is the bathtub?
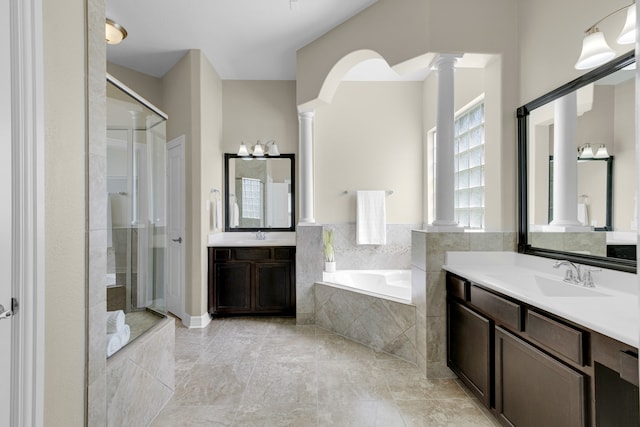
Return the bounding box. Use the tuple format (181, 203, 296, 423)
(316, 269, 416, 363)
(322, 269, 412, 302)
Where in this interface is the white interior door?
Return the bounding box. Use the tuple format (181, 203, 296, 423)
(0, 0, 13, 423)
(167, 136, 185, 319)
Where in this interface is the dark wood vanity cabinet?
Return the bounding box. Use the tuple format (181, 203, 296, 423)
(208, 246, 295, 317)
(495, 326, 586, 427)
(446, 272, 639, 427)
(447, 299, 491, 406)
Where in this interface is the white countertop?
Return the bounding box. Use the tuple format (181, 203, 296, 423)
(207, 231, 296, 247)
(443, 251, 639, 348)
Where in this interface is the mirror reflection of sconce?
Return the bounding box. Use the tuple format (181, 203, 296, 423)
(578, 143, 610, 159)
(237, 139, 280, 157)
(575, 2, 635, 70)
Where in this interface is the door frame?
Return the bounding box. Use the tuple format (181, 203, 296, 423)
(10, 0, 45, 425)
(167, 136, 186, 321)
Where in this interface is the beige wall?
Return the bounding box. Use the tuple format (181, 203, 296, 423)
(44, 0, 87, 423)
(297, 0, 519, 231)
(296, 0, 430, 107)
(613, 78, 636, 231)
(107, 62, 164, 108)
(197, 53, 223, 315)
(518, 0, 633, 104)
(162, 50, 223, 318)
(222, 81, 298, 154)
(314, 81, 423, 224)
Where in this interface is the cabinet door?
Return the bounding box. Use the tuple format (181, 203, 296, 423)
(495, 326, 586, 427)
(255, 262, 292, 314)
(447, 300, 491, 406)
(213, 262, 252, 314)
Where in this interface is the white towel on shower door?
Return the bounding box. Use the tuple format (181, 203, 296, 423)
(356, 190, 387, 245)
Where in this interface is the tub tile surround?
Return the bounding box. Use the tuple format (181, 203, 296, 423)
(315, 282, 417, 363)
(107, 317, 175, 426)
(529, 231, 607, 256)
(411, 231, 517, 378)
(295, 224, 324, 324)
(329, 223, 422, 270)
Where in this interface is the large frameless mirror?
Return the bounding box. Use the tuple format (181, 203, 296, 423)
(224, 153, 295, 231)
(517, 51, 635, 272)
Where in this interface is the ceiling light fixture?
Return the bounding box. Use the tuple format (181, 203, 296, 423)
(106, 18, 128, 45)
(237, 140, 280, 157)
(575, 2, 635, 70)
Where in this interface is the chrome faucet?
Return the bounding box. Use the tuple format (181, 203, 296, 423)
(256, 231, 267, 240)
(553, 260, 582, 284)
(552, 260, 598, 287)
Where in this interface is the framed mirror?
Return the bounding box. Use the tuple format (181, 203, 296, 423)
(517, 51, 635, 273)
(224, 153, 295, 231)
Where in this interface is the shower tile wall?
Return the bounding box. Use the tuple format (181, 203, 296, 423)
(315, 283, 417, 363)
(411, 231, 516, 378)
(328, 223, 423, 270)
(87, 0, 108, 422)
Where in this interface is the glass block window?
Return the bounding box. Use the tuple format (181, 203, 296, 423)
(454, 102, 485, 228)
(241, 177, 262, 219)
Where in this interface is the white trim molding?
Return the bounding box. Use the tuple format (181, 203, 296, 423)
(10, 0, 45, 425)
(182, 313, 211, 329)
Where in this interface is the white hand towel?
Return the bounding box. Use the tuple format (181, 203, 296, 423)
(215, 198, 222, 231)
(577, 203, 589, 226)
(106, 310, 125, 334)
(232, 201, 240, 228)
(356, 191, 387, 245)
(106, 324, 131, 357)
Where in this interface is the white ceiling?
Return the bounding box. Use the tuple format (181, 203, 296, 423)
(106, 0, 378, 80)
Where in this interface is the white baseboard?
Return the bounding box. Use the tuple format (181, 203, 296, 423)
(182, 312, 211, 329)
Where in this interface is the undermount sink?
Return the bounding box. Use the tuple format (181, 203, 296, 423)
(486, 272, 610, 298)
(533, 275, 610, 298)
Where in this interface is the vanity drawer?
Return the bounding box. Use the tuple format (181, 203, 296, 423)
(470, 285, 522, 330)
(447, 274, 468, 301)
(234, 248, 272, 260)
(526, 310, 584, 365)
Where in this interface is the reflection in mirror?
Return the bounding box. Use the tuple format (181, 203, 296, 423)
(224, 153, 295, 231)
(548, 157, 613, 232)
(518, 51, 635, 272)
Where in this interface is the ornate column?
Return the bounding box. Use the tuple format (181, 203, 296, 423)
(549, 92, 582, 227)
(431, 54, 460, 228)
(299, 111, 315, 223)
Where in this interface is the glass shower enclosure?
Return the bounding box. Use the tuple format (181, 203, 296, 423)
(106, 75, 167, 347)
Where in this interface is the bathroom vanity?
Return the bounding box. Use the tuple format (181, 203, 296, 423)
(444, 252, 639, 427)
(207, 233, 296, 317)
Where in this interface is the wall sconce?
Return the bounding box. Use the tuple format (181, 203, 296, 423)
(237, 140, 280, 157)
(578, 143, 595, 159)
(594, 144, 610, 159)
(575, 2, 635, 70)
(578, 143, 610, 159)
(106, 18, 128, 45)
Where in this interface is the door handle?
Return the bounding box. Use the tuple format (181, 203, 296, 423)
(0, 304, 12, 320)
(172, 237, 183, 243)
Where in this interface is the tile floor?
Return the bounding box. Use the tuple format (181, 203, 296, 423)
(151, 317, 500, 427)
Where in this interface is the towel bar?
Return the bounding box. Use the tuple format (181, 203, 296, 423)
(343, 190, 394, 195)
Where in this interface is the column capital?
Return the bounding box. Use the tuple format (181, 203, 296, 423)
(430, 53, 463, 70)
(298, 110, 315, 119)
